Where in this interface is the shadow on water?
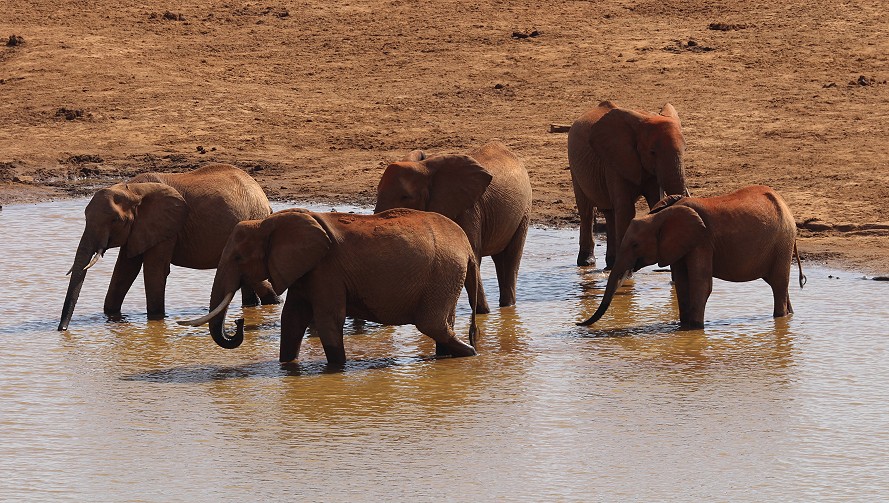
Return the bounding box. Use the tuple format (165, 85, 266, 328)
(572, 321, 681, 339)
(121, 353, 445, 384)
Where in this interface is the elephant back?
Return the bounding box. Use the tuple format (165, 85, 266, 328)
(138, 164, 271, 269)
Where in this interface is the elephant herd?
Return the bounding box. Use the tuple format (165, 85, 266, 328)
(57, 101, 806, 366)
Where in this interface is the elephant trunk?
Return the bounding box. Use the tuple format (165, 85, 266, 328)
(204, 261, 244, 349)
(58, 234, 101, 331)
(657, 153, 688, 198)
(577, 254, 635, 326)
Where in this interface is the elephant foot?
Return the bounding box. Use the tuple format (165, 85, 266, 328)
(678, 320, 704, 330)
(279, 351, 297, 363)
(474, 303, 491, 315)
(147, 310, 166, 321)
(260, 293, 282, 305)
(435, 342, 450, 357)
(577, 253, 596, 267)
(436, 339, 477, 358)
(321, 343, 347, 367)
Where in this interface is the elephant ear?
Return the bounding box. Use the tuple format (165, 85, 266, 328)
(402, 149, 427, 162)
(659, 103, 681, 124)
(589, 108, 645, 185)
(655, 205, 706, 266)
(126, 183, 188, 258)
(424, 154, 493, 220)
(263, 211, 331, 295)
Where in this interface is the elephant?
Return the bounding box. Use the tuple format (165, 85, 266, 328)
(374, 140, 532, 314)
(178, 208, 479, 365)
(578, 186, 806, 329)
(58, 163, 279, 330)
(568, 100, 689, 268)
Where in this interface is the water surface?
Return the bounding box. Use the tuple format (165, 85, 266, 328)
(1, 199, 887, 501)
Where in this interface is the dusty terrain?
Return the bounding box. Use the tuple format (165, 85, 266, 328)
(1, 0, 888, 274)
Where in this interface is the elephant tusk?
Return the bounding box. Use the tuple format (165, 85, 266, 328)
(177, 291, 235, 327)
(82, 250, 104, 272)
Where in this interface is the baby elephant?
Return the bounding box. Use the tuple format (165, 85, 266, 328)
(180, 208, 479, 365)
(579, 185, 806, 329)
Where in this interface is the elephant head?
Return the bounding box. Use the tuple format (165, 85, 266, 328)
(178, 210, 331, 349)
(594, 102, 688, 197)
(374, 153, 493, 221)
(58, 182, 188, 330)
(578, 204, 706, 326)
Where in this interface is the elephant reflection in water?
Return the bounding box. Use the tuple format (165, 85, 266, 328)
(58, 164, 279, 331)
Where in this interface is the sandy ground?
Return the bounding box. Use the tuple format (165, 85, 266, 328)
(1, 0, 887, 274)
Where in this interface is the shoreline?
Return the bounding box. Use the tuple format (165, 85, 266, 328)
(4, 173, 888, 278)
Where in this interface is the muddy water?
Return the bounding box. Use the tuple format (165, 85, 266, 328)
(1, 199, 888, 501)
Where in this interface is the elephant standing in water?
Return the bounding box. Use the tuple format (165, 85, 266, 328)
(568, 101, 689, 268)
(374, 141, 532, 314)
(58, 164, 279, 330)
(579, 186, 806, 329)
(179, 208, 479, 365)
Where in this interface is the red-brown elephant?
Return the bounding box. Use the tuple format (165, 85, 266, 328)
(374, 141, 532, 314)
(58, 164, 278, 330)
(179, 208, 479, 365)
(579, 186, 806, 329)
(568, 101, 689, 268)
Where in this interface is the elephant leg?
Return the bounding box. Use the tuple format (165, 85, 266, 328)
(256, 280, 281, 305)
(466, 253, 490, 314)
(315, 305, 347, 366)
(421, 321, 476, 358)
(242, 280, 280, 307)
(573, 179, 596, 267)
(681, 250, 712, 329)
(602, 209, 617, 269)
(280, 296, 311, 363)
(671, 261, 691, 325)
(103, 251, 143, 316)
(492, 215, 529, 308)
(241, 284, 261, 307)
(765, 264, 793, 317)
(142, 239, 176, 320)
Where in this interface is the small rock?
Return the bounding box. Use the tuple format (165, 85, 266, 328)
(6, 35, 24, 47)
(873, 276, 889, 282)
(707, 22, 752, 31)
(197, 146, 206, 154)
(494, 83, 505, 89)
(13, 175, 34, 183)
(162, 11, 185, 21)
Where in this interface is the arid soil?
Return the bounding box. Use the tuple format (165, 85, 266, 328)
(1, 0, 888, 274)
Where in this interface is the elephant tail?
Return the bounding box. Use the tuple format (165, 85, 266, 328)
(794, 241, 807, 288)
(467, 256, 480, 348)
